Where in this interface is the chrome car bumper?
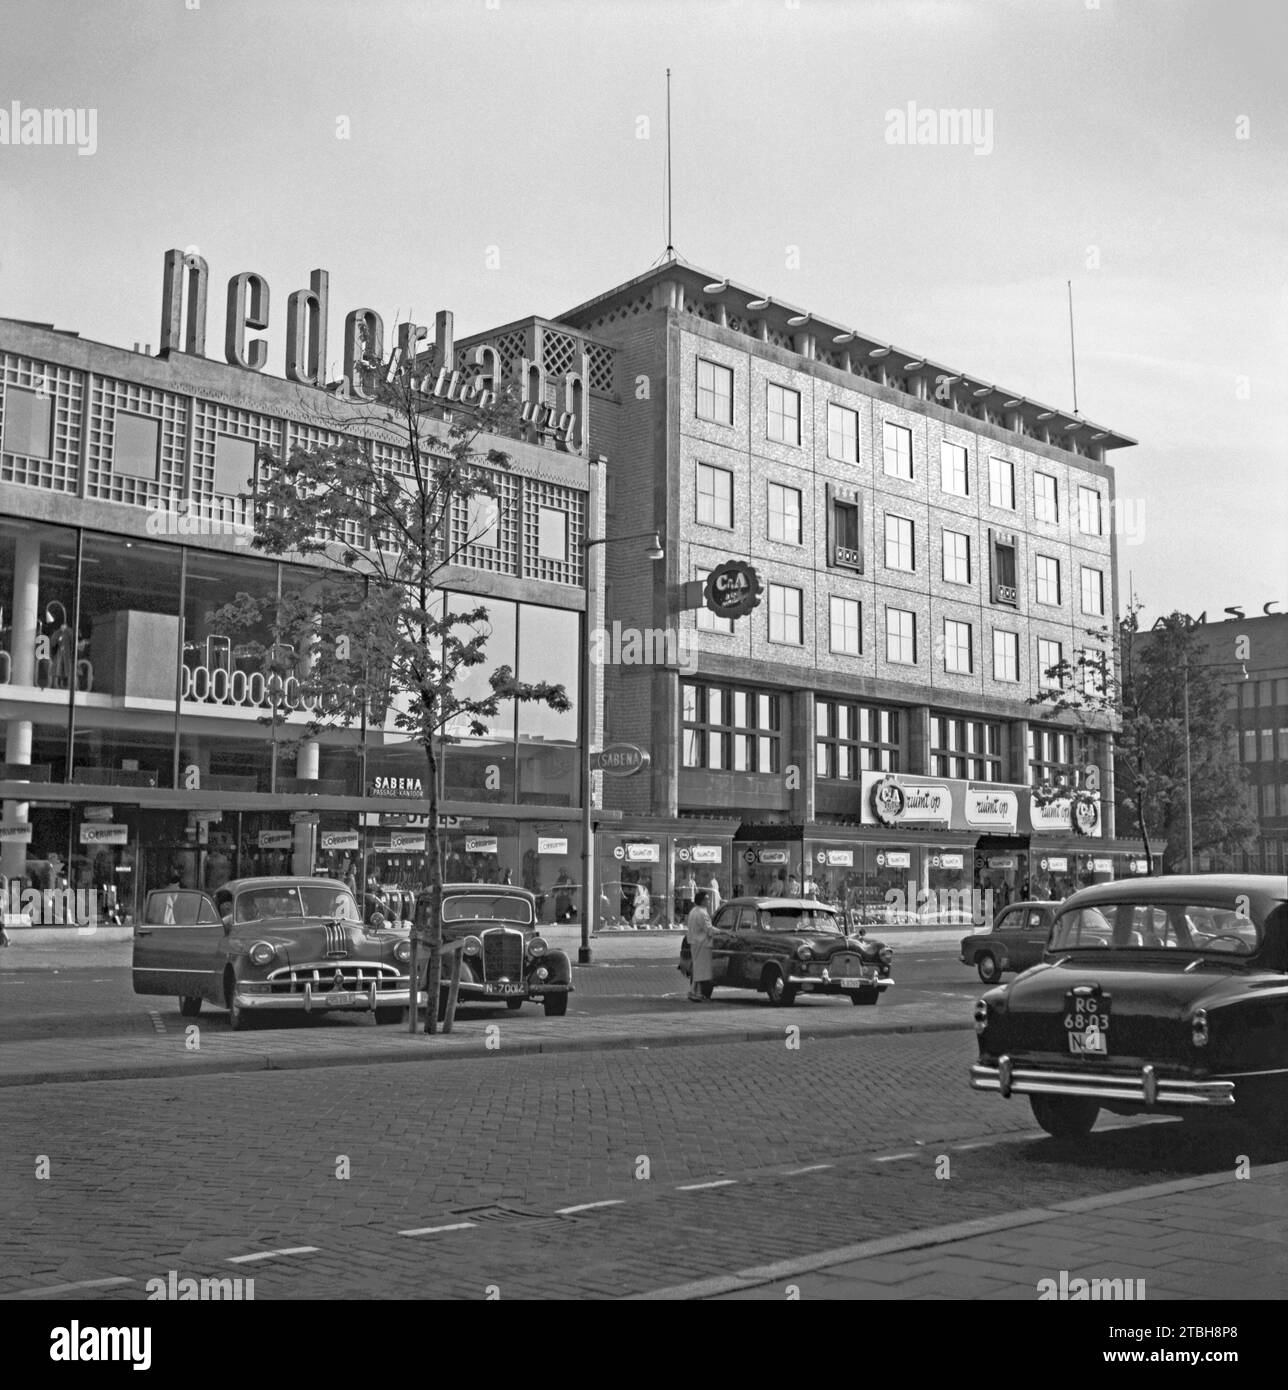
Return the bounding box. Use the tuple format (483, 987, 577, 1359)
(785, 972, 893, 991)
(236, 984, 425, 1012)
(971, 1057, 1235, 1107)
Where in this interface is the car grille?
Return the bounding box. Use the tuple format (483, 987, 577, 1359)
(323, 923, 349, 958)
(825, 951, 866, 977)
(482, 928, 524, 982)
(266, 963, 402, 995)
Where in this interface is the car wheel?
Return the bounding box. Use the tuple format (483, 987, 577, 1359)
(976, 952, 1001, 984)
(764, 968, 797, 1007)
(374, 1006, 407, 1025)
(1030, 1094, 1099, 1138)
(226, 976, 252, 1032)
(700, 981, 714, 1000)
(849, 986, 880, 1006)
(506, 997, 524, 1012)
(543, 993, 568, 1017)
(178, 996, 202, 1018)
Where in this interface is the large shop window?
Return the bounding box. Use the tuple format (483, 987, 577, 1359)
(815, 700, 901, 779)
(930, 714, 1001, 781)
(682, 681, 781, 773)
(1028, 725, 1090, 789)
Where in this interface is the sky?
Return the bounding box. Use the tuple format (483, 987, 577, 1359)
(0, 0, 1283, 625)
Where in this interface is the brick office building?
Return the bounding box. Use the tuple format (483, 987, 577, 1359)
(557, 261, 1149, 930)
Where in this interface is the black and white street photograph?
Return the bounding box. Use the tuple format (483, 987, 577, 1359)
(0, 0, 1285, 1359)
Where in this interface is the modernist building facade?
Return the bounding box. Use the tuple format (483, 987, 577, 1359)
(0, 251, 609, 926)
(557, 261, 1148, 929)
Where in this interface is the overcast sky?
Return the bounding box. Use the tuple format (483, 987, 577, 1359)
(1, 0, 1283, 625)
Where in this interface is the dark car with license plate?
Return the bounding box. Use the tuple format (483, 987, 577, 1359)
(960, 900, 1061, 983)
(416, 883, 573, 1017)
(971, 875, 1288, 1137)
(679, 897, 893, 1006)
(132, 877, 418, 1029)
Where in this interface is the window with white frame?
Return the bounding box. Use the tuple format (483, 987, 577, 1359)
(1037, 638, 1064, 691)
(931, 715, 1002, 781)
(940, 440, 968, 497)
(694, 567, 734, 634)
(884, 513, 915, 572)
(768, 583, 803, 644)
(816, 701, 901, 778)
(1034, 471, 1059, 524)
(942, 529, 970, 584)
(467, 493, 500, 548)
(993, 629, 1019, 682)
(1080, 647, 1106, 699)
(988, 456, 1015, 510)
(537, 507, 567, 562)
(1035, 554, 1061, 606)
(695, 462, 733, 528)
(827, 403, 858, 463)
(944, 619, 972, 674)
(885, 607, 916, 664)
(1078, 484, 1103, 535)
(829, 596, 861, 655)
(696, 358, 733, 425)
(768, 482, 803, 543)
(883, 421, 913, 480)
(767, 383, 801, 445)
(1080, 565, 1104, 616)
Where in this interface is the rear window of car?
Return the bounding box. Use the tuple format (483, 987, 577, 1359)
(1049, 901, 1264, 955)
(442, 894, 534, 925)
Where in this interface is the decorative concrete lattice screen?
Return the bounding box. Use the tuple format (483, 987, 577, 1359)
(586, 343, 614, 396)
(584, 295, 651, 332)
(521, 480, 584, 587)
(0, 355, 83, 492)
(289, 421, 365, 551)
(539, 328, 576, 381)
(192, 400, 282, 525)
(492, 329, 529, 380)
(765, 327, 792, 351)
(448, 467, 519, 577)
(86, 375, 187, 507)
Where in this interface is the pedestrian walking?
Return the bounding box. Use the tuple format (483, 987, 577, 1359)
(685, 899, 714, 1001)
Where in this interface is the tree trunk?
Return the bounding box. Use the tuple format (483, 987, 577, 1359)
(421, 730, 443, 1034)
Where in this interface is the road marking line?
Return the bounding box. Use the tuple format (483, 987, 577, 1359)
(555, 1200, 626, 1215)
(147, 1011, 166, 1034)
(873, 1152, 917, 1162)
(227, 1246, 319, 1263)
(676, 1179, 736, 1191)
(783, 1163, 833, 1175)
(2, 1276, 133, 1299)
(398, 1221, 478, 1237)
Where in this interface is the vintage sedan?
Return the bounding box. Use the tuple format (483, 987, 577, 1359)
(960, 900, 1062, 983)
(132, 877, 418, 1029)
(971, 875, 1288, 1137)
(415, 883, 573, 1017)
(679, 897, 893, 1005)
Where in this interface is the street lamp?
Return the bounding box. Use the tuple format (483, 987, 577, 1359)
(577, 529, 665, 964)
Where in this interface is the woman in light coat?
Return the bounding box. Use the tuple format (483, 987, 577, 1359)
(685, 895, 714, 1001)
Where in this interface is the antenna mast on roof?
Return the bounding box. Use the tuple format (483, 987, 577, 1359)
(1067, 279, 1079, 416)
(665, 68, 675, 261)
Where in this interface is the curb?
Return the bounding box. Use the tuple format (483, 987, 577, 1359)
(0, 1014, 974, 1088)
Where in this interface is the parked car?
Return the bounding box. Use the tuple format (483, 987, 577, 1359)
(678, 897, 893, 1006)
(960, 901, 1062, 982)
(132, 877, 418, 1030)
(415, 883, 573, 1017)
(971, 874, 1288, 1137)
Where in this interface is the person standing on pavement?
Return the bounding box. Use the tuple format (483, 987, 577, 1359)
(685, 898, 714, 1001)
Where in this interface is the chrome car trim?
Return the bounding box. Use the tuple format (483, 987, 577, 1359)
(237, 987, 418, 1012)
(971, 1061, 1236, 1106)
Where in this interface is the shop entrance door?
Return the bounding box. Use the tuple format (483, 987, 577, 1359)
(973, 837, 1030, 918)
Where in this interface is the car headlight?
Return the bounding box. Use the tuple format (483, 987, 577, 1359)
(973, 998, 990, 1034)
(393, 939, 412, 963)
(528, 936, 548, 957)
(249, 941, 276, 966)
(795, 944, 812, 962)
(878, 946, 893, 966)
(1191, 1008, 1209, 1048)
(463, 935, 482, 957)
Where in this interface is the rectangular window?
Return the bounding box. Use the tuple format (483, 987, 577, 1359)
(694, 568, 734, 635)
(1035, 554, 1061, 606)
(1262, 728, 1274, 761)
(827, 403, 858, 462)
(768, 482, 802, 544)
(1243, 729, 1257, 762)
(1078, 485, 1103, 535)
(1028, 725, 1089, 791)
(1034, 472, 1059, 524)
(885, 607, 916, 665)
(768, 583, 803, 644)
(988, 457, 1015, 510)
(1278, 726, 1288, 760)
(942, 529, 971, 585)
(884, 514, 915, 572)
(682, 680, 780, 772)
(993, 630, 1019, 682)
(467, 494, 500, 549)
(883, 422, 913, 480)
(695, 462, 733, 528)
(828, 485, 863, 571)
(940, 441, 968, 497)
(816, 699, 901, 778)
(212, 432, 255, 495)
(944, 619, 972, 674)
(1037, 638, 1064, 692)
(2, 385, 53, 459)
(115, 412, 161, 482)
(1080, 565, 1104, 616)
(696, 358, 733, 425)
(1081, 647, 1106, 699)
(767, 383, 801, 445)
(931, 715, 1002, 781)
(536, 507, 568, 561)
(829, 596, 861, 656)
(989, 531, 1018, 606)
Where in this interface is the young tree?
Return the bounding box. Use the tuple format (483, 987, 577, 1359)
(213, 336, 570, 1032)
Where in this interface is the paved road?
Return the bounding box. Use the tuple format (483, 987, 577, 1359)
(3, 1030, 1283, 1302)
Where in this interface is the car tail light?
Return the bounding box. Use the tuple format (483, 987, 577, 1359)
(1192, 1008, 1210, 1048)
(249, 941, 276, 966)
(973, 998, 989, 1034)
